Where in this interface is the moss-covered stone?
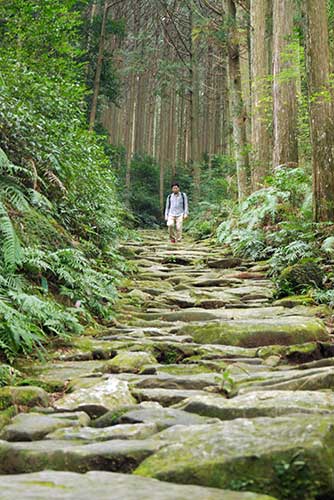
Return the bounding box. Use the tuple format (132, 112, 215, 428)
(180, 317, 329, 348)
(277, 261, 324, 296)
(17, 378, 66, 393)
(0, 470, 278, 499)
(0, 411, 90, 441)
(54, 377, 136, 418)
(273, 295, 316, 308)
(0, 386, 49, 410)
(135, 415, 334, 500)
(0, 407, 16, 431)
(0, 438, 163, 474)
(177, 390, 334, 420)
(101, 352, 157, 374)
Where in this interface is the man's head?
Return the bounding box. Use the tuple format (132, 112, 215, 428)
(171, 182, 180, 194)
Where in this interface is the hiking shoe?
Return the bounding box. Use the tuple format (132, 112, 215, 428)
(170, 238, 176, 243)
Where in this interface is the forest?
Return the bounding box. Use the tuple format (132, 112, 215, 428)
(1, 1, 334, 498)
(0, 0, 333, 359)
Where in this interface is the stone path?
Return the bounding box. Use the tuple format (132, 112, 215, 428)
(1, 230, 334, 499)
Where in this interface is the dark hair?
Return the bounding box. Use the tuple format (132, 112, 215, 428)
(171, 182, 180, 188)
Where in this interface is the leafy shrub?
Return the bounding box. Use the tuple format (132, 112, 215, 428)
(216, 167, 313, 263)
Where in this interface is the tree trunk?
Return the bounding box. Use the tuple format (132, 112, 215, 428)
(226, 0, 250, 201)
(305, 0, 334, 221)
(250, 0, 271, 189)
(272, 0, 298, 167)
(124, 74, 136, 201)
(89, 0, 109, 132)
(189, 10, 201, 202)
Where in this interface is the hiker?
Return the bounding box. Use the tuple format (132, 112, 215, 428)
(165, 182, 189, 243)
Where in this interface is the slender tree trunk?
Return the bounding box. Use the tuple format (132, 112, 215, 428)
(226, 0, 250, 201)
(159, 95, 168, 213)
(272, 0, 298, 167)
(250, 0, 271, 189)
(124, 74, 136, 201)
(189, 10, 201, 202)
(305, 0, 334, 221)
(89, 0, 109, 132)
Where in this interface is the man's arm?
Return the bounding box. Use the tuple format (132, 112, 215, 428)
(165, 195, 170, 219)
(183, 193, 189, 217)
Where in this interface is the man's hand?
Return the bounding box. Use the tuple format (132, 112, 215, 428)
(183, 214, 188, 220)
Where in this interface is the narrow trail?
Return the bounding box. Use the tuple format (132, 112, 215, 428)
(1, 230, 334, 499)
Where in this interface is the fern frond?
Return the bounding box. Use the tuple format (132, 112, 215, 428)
(44, 170, 66, 192)
(0, 202, 22, 271)
(0, 175, 29, 211)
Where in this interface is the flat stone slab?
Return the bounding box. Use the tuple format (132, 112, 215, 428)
(114, 407, 219, 430)
(36, 360, 105, 384)
(135, 415, 334, 499)
(131, 373, 221, 390)
(177, 391, 334, 419)
(0, 411, 90, 441)
(0, 438, 162, 474)
(0, 470, 278, 499)
(132, 388, 211, 406)
(240, 366, 334, 392)
(179, 317, 329, 347)
(54, 377, 136, 418)
(46, 423, 159, 442)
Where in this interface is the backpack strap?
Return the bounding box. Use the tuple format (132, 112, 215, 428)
(181, 192, 185, 211)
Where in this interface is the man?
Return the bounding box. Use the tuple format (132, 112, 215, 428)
(165, 182, 189, 243)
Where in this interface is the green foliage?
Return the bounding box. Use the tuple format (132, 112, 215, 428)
(0, 1, 126, 361)
(119, 154, 162, 226)
(311, 288, 334, 307)
(216, 167, 313, 263)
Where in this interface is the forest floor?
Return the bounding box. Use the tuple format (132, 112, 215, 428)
(0, 230, 334, 499)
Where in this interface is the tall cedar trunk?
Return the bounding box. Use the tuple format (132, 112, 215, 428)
(226, 0, 249, 201)
(89, 0, 109, 132)
(219, 51, 230, 155)
(124, 74, 136, 201)
(250, 0, 271, 189)
(203, 45, 213, 159)
(189, 10, 201, 202)
(305, 0, 334, 221)
(134, 72, 148, 153)
(272, 0, 298, 167)
(159, 96, 168, 213)
(238, 5, 251, 142)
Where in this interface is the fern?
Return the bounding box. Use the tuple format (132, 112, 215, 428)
(0, 298, 45, 362)
(0, 202, 22, 271)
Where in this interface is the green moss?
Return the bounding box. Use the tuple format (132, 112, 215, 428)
(0, 386, 49, 409)
(25, 481, 68, 489)
(273, 295, 316, 308)
(0, 387, 13, 410)
(0, 406, 16, 430)
(15, 208, 73, 250)
(277, 261, 324, 297)
(17, 378, 65, 393)
(180, 318, 329, 348)
(92, 407, 132, 428)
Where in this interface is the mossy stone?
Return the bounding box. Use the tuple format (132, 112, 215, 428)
(135, 415, 334, 500)
(277, 261, 324, 296)
(0, 386, 49, 410)
(101, 352, 157, 374)
(180, 317, 329, 348)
